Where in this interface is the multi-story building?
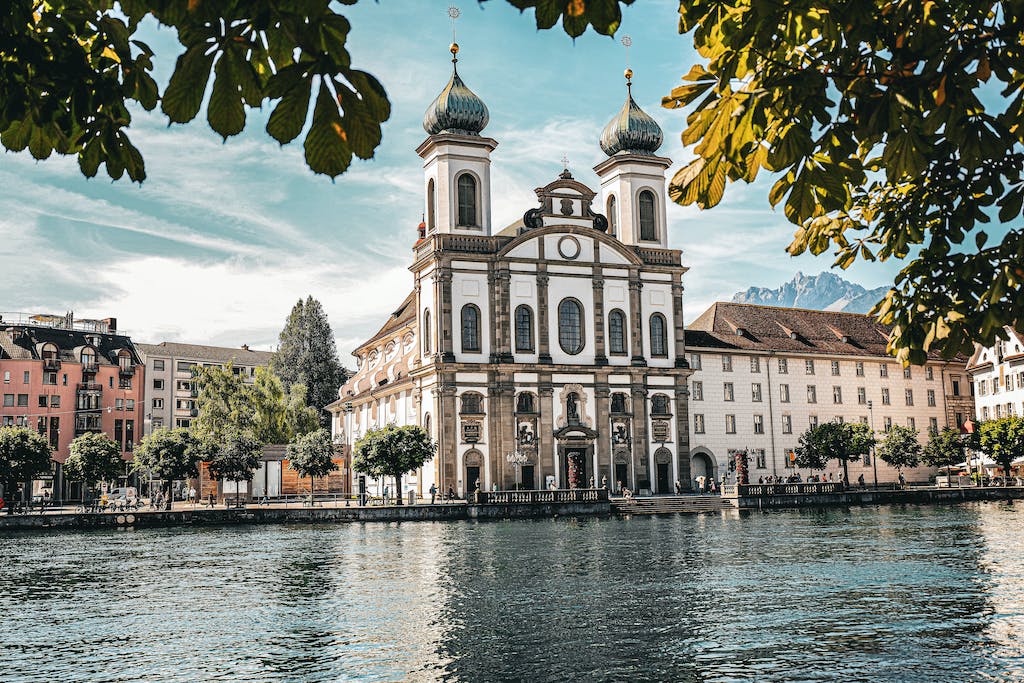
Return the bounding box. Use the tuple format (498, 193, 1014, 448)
(330, 48, 692, 497)
(0, 313, 145, 498)
(135, 342, 274, 435)
(966, 327, 1024, 421)
(684, 303, 973, 484)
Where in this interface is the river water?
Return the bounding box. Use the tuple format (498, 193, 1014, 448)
(2, 503, 1023, 682)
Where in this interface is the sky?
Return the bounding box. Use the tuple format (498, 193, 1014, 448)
(0, 0, 905, 363)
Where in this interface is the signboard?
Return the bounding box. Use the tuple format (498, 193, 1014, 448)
(462, 421, 481, 444)
(651, 419, 671, 443)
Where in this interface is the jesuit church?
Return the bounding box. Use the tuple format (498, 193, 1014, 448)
(329, 43, 693, 497)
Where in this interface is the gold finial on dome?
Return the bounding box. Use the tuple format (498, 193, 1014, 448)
(450, 42, 459, 56)
(624, 68, 633, 81)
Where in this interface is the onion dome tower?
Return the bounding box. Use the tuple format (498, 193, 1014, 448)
(423, 43, 490, 136)
(593, 68, 672, 247)
(416, 42, 498, 236)
(599, 68, 664, 156)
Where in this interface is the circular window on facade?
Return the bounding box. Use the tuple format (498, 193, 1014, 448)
(557, 235, 581, 260)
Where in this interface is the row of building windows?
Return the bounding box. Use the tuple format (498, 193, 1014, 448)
(690, 380, 938, 407)
(459, 390, 675, 417)
(453, 302, 670, 356)
(693, 413, 941, 435)
(981, 404, 1021, 419)
(689, 353, 943, 381)
(976, 372, 1024, 395)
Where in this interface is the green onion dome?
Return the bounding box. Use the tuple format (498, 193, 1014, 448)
(423, 43, 489, 136)
(599, 71, 663, 156)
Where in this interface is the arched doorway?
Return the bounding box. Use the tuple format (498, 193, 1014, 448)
(463, 450, 482, 498)
(690, 449, 717, 490)
(654, 448, 672, 494)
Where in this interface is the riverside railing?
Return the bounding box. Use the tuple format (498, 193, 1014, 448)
(737, 482, 845, 496)
(475, 488, 610, 505)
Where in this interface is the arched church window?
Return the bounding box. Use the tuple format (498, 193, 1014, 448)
(457, 174, 478, 227)
(608, 309, 627, 355)
(423, 309, 431, 355)
(650, 313, 668, 357)
(638, 190, 657, 241)
(515, 305, 534, 352)
(427, 179, 436, 232)
(566, 392, 582, 425)
(516, 392, 535, 414)
(651, 394, 670, 416)
(607, 195, 618, 237)
(558, 298, 584, 355)
(460, 392, 483, 414)
(461, 304, 481, 352)
(610, 392, 628, 414)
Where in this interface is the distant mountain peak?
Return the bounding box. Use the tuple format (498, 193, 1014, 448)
(731, 272, 887, 315)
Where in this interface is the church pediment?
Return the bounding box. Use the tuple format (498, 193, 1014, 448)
(553, 425, 599, 440)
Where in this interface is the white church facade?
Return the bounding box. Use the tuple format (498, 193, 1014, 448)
(329, 45, 693, 497)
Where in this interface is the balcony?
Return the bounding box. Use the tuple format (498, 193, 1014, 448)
(42, 358, 61, 371)
(76, 382, 102, 393)
(118, 365, 135, 377)
(81, 362, 99, 374)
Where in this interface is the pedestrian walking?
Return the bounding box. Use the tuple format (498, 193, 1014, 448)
(858, 474, 866, 489)
(674, 480, 682, 495)
(382, 485, 389, 505)
(446, 485, 455, 502)
(429, 483, 437, 504)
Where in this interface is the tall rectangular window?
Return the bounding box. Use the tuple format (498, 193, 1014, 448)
(691, 381, 703, 401)
(809, 414, 819, 428)
(22, 371, 29, 384)
(907, 417, 916, 429)
(904, 366, 913, 379)
(725, 414, 736, 433)
(905, 389, 914, 406)
(926, 366, 934, 380)
(857, 387, 866, 405)
(750, 357, 760, 373)
(831, 360, 840, 376)
(880, 363, 889, 378)
(153, 359, 165, 371)
(855, 362, 864, 377)
(805, 360, 815, 375)
(754, 449, 766, 469)
(752, 383, 762, 402)
(927, 389, 936, 407)
(807, 385, 817, 403)
(833, 386, 843, 404)
(722, 355, 733, 372)
(881, 388, 891, 405)
(753, 414, 764, 434)
(694, 414, 705, 434)
(782, 414, 792, 434)
(929, 417, 938, 434)
(884, 416, 893, 430)
(724, 383, 734, 401)
(780, 384, 790, 403)
(690, 353, 702, 370)
(952, 377, 961, 396)
(778, 358, 788, 374)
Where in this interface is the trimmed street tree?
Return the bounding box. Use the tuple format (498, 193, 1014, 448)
(922, 427, 970, 473)
(133, 428, 207, 510)
(63, 432, 123, 498)
(207, 429, 263, 506)
(0, 426, 52, 513)
(271, 297, 345, 427)
(353, 425, 435, 506)
(286, 428, 337, 501)
(979, 417, 1024, 486)
(876, 425, 922, 475)
(795, 422, 874, 485)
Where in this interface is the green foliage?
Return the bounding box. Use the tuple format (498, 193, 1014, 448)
(132, 428, 204, 481)
(206, 428, 263, 483)
(0, 427, 53, 494)
(353, 424, 435, 504)
(271, 297, 346, 427)
(64, 432, 123, 487)
(979, 417, 1024, 484)
(922, 427, 969, 469)
(661, 0, 1024, 363)
(876, 425, 922, 473)
(286, 428, 337, 482)
(501, 0, 636, 38)
(193, 363, 252, 442)
(795, 421, 874, 481)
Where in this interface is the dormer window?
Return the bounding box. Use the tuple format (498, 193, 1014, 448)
(456, 173, 478, 227)
(42, 344, 58, 360)
(81, 349, 96, 367)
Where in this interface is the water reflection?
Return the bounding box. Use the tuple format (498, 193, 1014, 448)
(1, 504, 1022, 682)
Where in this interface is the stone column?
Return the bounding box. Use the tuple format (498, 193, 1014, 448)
(674, 376, 693, 491)
(498, 374, 517, 488)
(435, 265, 455, 363)
(538, 381, 555, 485)
(536, 269, 552, 365)
(495, 265, 513, 363)
(592, 266, 608, 366)
(628, 270, 646, 367)
(631, 383, 649, 490)
(486, 370, 503, 488)
(594, 383, 611, 487)
(439, 380, 458, 492)
(672, 279, 688, 369)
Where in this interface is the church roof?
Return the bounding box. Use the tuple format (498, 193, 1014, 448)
(358, 291, 417, 352)
(423, 45, 489, 136)
(600, 73, 663, 157)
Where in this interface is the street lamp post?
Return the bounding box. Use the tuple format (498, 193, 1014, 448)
(506, 450, 528, 491)
(868, 400, 878, 489)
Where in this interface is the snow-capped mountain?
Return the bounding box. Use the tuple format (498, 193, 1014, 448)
(731, 272, 889, 314)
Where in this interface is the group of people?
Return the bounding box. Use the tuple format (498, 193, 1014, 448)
(694, 475, 725, 494)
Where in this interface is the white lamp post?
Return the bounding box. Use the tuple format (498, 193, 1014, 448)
(506, 450, 529, 491)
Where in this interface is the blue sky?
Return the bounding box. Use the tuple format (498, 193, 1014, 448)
(0, 0, 903, 362)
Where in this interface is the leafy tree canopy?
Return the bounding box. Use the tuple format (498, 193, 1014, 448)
(922, 426, 969, 469)
(0, 0, 620, 183)
(876, 424, 922, 472)
(272, 296, 345, 427)
(206, 428, 263, 483)
(0, 426, 53, 494)
(286, 427, 337, 481)
(352, 424, 435, 504)
(795, 421, 874, 482)
(662, 0, 1024, 363)
(979, 417, 1024, 484)
(64, 432, 123, 487)
(132, 427, 205, 481)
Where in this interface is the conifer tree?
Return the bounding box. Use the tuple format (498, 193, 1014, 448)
(272, 297, 345, 427)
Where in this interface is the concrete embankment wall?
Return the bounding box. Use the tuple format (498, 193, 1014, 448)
(734, 486, 1024, 510)
(0, 500, 610, 532)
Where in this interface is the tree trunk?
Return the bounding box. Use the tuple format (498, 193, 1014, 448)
(310, 475, 315, 506)
(395, 472, 403, 505)
(842, 459, 850, 489)
(163, 480, 173, 511)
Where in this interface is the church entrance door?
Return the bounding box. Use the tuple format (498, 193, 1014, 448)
(614, 462, 628, 492)
(563, 448, 587, 488)
(656, 463, 670, 494)
(465, 466, 480, 499)
(520, 465, 535, 490)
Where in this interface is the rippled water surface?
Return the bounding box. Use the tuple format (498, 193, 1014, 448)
(2, 503, 1024, 682)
